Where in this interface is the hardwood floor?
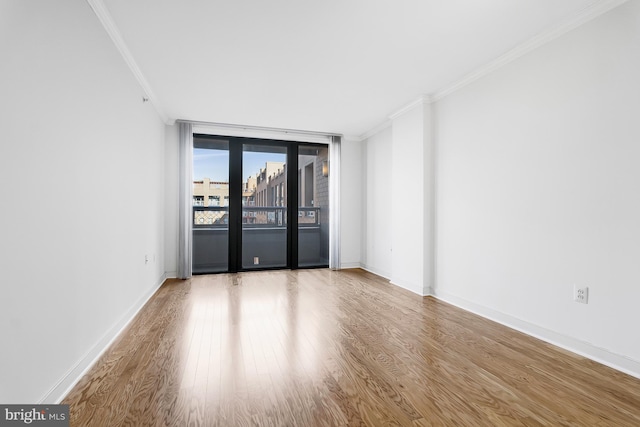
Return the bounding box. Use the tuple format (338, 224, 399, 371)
(63, 269, 640, 426)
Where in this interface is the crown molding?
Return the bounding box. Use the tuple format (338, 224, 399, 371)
(358, 120, 391, 141)
(388, 95, 433, 120)
(358, 0, 627, 139)
(357, 94, 433, 141)
(432, 0, 629, 101)
(87, 0, 172, 124)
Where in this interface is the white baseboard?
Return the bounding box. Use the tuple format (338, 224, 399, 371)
(340, 262, 362, 269)
(359, 264, 434, 297)
(164, 271, 177, 279)
(360, 265, 431, 296)
(359, 264, 391, 281)
(40, 273, 169, 404)
(389, 280, 425, 296)
(434, 290, 640, 380)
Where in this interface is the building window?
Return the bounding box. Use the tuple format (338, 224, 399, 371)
(209, 196, 220, 207)
(193, 196, 204, 206)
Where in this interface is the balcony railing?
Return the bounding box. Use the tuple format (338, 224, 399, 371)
(193, 206, 228, 227)
(193, 206, 320, 228)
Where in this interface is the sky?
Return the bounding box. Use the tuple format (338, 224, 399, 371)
(193, 148, 286, 182)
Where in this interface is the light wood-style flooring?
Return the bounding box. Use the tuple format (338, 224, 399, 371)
(63, 269, 640, 426)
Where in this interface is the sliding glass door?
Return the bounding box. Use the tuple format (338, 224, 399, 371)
(241, 143, 288, 269)
(191, 135, 329, 273)
(192, 137, 229, 274)
(298, 145, 330, 267)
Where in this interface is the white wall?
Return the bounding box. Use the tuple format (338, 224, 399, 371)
(361, 103, 434, 295)
(435, 1, 640, 373)
(0, 0, 166, 403)
(389, 105, 434, 295)
(390, 107, 426, 294)
(340, 139, 363, 267)
(361, 126, 393, 277)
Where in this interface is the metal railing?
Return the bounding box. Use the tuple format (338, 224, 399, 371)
(193, 206, 320, 228)
(193, 206, 228, 227)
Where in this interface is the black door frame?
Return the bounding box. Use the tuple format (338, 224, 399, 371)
(228, 136, 297, 273)
(195, 134, 327, 273)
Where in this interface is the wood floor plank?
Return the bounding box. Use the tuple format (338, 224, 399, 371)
(63, 269, 640, 426)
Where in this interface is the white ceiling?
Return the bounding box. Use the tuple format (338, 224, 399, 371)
(100, 0, 608, 137)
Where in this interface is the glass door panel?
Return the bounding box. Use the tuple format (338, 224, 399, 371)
(192, 137, 229, 273)
(298, 145, 329, 267)
(241, 144, 288, 269)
